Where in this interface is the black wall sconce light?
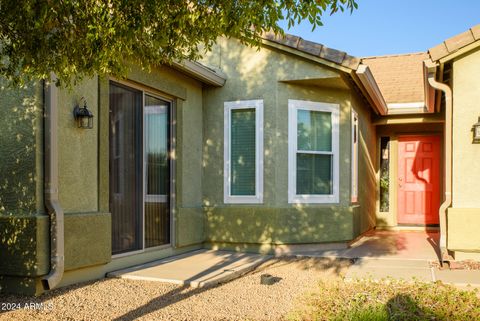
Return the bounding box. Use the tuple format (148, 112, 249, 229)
(73, 97, 94, 129)
(473, 117, 480, 143)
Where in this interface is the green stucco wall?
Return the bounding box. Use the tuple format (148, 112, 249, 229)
(58, 78, 99, 213)
(0, 80, 43, 217)
(205, 206, 354, 246)
(0, 79, 47, 295)
(2, 62, 207, 294)
(350, 91, 376, 236)
(201, 38, 375, 247)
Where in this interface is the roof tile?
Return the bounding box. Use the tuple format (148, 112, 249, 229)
(429, 43, 449, 61)
(297, 39, 323, 56)
(281, 34, 301, 49)
(319, 46, 346, 64)
(471, 24, 480, 41)
(429, 24, 480, 61)
(261, 32, 356, 69)
(444, 30, 475, 52)
(342, 55, 361, 70)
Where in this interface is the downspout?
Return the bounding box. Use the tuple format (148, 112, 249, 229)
(425, 61, 453, 263)
(41, 74, 65, 290)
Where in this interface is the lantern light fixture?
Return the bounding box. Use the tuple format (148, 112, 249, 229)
(73, 97, 94, 129)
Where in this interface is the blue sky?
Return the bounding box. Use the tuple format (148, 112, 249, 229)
(278, 1, 480, 57)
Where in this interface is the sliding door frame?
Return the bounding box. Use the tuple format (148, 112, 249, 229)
(110, 78, 176, 258)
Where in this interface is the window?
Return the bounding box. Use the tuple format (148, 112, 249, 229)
(351, 109, 359, 203)
(224, 100, 263, 203)
(288, 100, 339, 203)
(379, 137, 390, 212)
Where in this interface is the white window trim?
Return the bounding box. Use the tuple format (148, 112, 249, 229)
(351, 109, 359, 203)
(224, 99, 264, 204)
(288, 99, 339, 204)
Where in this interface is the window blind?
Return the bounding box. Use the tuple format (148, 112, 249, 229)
(230, 108, 256, 196)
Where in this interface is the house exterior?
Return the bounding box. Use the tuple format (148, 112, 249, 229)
(1, 24, 480, 295)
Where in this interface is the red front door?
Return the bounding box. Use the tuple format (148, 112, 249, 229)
(397, 135, 440, 225)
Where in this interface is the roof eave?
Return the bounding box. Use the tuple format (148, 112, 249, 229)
(354, 64, 388, 115)
(261, 34, 361, 72)
(431, 41, 480, 64)
(429, 24, 480, 63)
(172, 60, 226, 87)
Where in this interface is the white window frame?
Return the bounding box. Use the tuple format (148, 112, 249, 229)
(351, 109, 359, 203)
(288, 99, 339, 204)
(224, 99, 264, 204)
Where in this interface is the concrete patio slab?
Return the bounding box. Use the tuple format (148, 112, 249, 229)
(107, 249, 271, 288)
(343, 230, 441, 260)
(292, 230, 441, 261)
(298, 230, 447, 284)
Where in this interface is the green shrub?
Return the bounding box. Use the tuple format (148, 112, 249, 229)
(290, 279, 480, 321)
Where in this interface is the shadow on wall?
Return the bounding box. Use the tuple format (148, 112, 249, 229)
(0, 80, 44, 291)
(201, 38, 361, 248)
(0, 80, 40, 216)
(204, 204, 355, 253)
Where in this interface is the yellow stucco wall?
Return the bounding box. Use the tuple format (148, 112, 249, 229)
(448, 47, 480, 255)
(452, 48, 480, 208)
(447, 208, 480, 253)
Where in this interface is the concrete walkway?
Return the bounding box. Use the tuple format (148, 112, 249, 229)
(322, 230, 480, 288)
(108, 249, 271, 288)
(296, 230, 441, 260)
(108, 231, 480, 289)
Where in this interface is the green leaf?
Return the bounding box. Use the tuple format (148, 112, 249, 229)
(0, 0, 358, 86)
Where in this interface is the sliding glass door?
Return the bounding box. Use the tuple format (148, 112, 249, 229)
(144, 95, 170, 248)
(109, 82, 171, 255)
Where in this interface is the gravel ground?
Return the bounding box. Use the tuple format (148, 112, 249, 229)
(0, 257, 352, 321)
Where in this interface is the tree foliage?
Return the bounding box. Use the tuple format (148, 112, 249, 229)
(0, 0, 357, 85)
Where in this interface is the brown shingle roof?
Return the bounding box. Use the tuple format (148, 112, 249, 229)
(362, 52, 429, 104)
(429, 24, 480, 61)
(262, 32, 361, 70)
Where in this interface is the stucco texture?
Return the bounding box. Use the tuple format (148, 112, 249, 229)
(201, 38, 376, 246)
(452, 47, 480, 208)
(0, 79, 43, 216)
(1, 64, 208, 294)
(57, 78, 99, 213)
(0, 79, 48, 293)
(448, 47, 480, 254)
(447, 208, 480, 252)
